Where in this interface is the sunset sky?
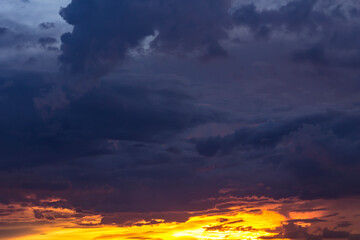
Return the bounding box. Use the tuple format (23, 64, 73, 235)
(1, 0, 360, 239)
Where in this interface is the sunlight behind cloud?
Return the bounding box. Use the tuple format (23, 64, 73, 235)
(10, 204, 286, 240)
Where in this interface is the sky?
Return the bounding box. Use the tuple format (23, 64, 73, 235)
(0, 0, 360, 239)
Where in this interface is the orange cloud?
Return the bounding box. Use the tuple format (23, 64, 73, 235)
(2, 197, 360, 240)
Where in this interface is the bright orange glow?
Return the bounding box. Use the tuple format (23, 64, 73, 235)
(4, 198, 359, 240)
(10, 211, 285, 240)
(4, 202, 287, 240)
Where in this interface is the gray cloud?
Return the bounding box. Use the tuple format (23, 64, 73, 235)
(59, 0, 232, 77)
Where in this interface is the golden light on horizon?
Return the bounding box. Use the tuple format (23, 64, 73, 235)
(8, 204, 287, 240)
(7, 197, 355, 240)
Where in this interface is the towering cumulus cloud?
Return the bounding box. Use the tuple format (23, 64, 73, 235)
(59, 0, 232, 77)
(2, 0, 360, 239)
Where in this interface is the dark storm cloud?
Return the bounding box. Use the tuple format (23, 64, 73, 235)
(0, 0, 235, 216)
(196, 111, 360, 157)
(1, 108, 359, 218)
(58, 0, 335, 76)
(59, 0, 232, 76)
(262, 223, 360, 240)
(1, 71, 360, 217)
(290, 32, 360, 69)
(231, 0, 360, 72)
(1, 0, 360, 230)
(0, 27, 9, 36)
(292, 44, 328, 65)
(232, 0, 330, 38)
(0, 69, 224, 217)
(196, 111, 360, 199)
(196, 113, 332, 157)
(57, 0, 360, 82)
(0, 70, 218, 171)
(282, 2, 360, 70)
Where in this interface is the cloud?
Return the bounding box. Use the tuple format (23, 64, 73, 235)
(261, 223, 318, 240)
(0, 70, 219, 170)
(0, 70, 359, 214)
(262, 222, 360, 240)
(196, 111, 360, 199)
(292, 44, 328, 65)
(1, 0, 360, 232)
(59, 0, 232, 77)
(38, 37, 58, 51)
(0, 27, 9, 36)
(232, 0, 330, 38)
(0, 69, 225, 215)
(286, 218, 326, 224)
(39, 22, 55, 30)
(337, 221, 352, 228)
(322, 228, 350, 239)
(59, 0, 348, 77)
(196, 113, 333, 157)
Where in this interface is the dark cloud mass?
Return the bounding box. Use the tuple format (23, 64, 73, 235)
(1, 0, 360, 239)
(197, 111, 360, 199)
(233, 0, 330, 37)
(0, 71, 217, 170)
(59, 0, 232, 76)
(0, 27, 9, 36)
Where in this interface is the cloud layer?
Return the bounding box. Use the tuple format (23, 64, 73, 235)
(1, 0, 360, 239)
